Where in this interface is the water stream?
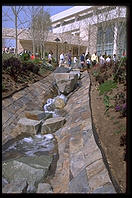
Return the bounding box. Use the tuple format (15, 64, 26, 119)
(2, 92, 68, 192)
(2, 134, 57, 162)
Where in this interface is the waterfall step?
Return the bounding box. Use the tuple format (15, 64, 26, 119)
(18, 118, 42, 135)
(41, 117, 66, 134)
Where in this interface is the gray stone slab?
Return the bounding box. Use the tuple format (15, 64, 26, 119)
(82, 129, 93, 145)
(2, 155, 53, 191)
(2, 179, 28, 193)
(69, 168, 90, 193)
(93, 183, 116, 193)
(41, 117, 66, 134)
(37, 183, 53, 193)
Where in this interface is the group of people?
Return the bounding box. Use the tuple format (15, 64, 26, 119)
(47, 49, 120, 70)
(2, 46, 15, 54)
(59, 50, 72, 67)
(79, 51, 118, 70)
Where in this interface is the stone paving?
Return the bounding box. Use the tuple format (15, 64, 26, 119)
(50, 71, 116, 193)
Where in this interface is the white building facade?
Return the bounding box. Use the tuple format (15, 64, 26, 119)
(50, 6, 127, 57)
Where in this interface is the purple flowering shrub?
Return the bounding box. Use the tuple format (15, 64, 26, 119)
(114, 91, 126, 117)
(115, 103, 127, 117)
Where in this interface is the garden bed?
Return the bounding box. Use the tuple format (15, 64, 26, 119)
(89, 61, 126, 193)
(2, 54, 56, 99)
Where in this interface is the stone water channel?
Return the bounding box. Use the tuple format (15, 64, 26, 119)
(2, 67, 117, 193)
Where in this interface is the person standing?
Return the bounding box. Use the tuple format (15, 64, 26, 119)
(30, 53, 35, 60)
(86, 57, 91, 72)
(91, 52, 98, 66)
(48, 52, 52, 64)
(59, 53, 65, 67)
(73, 56, 78, 64)
(67, 50, 72, 67)
(113, 54, 117, 64)
(100, 54, 106, 65)
(85, 52, 91, 60)
(80, 53, 85, 69)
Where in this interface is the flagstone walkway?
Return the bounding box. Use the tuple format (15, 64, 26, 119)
(50, 71, 116, 193)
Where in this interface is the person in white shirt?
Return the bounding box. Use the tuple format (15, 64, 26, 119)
(59, 53, 65, 67)
(100, 55, 106, 65)
(73, 56, 78, 63)
(48, 52, 52, 64)
(106, 55, 111, 66)
(91, 52, 98, 66)
(113, 54, 117, 63)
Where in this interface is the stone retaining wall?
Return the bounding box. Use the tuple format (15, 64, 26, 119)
(2, 73, 57, 145)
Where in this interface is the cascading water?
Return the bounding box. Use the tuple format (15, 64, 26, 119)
(43, 94, 67, 118)
(2, 133, 57, 162)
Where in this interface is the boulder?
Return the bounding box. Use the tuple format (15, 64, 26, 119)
(25, 110, 45, 120)
(2, 177, 8, 188)
(2, 179, 28, 193)
(54, 66, 71, 73)
(2, 155, 53, 193)
(54, 73, 78, 95)
(41, 117, 66, 134)
(25, 110, 52, 121)
(69, 70, 81, 79)
(54, 97, 65, 109)
(37, 183, 53, 193)
(18, 118, 42, 135)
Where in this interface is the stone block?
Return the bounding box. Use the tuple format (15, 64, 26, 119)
(2, 179, 28, 193)
(70, 151, 86, 177)
(41, 117, 66, 134)
(69, 168, 90, 193)
(93, 182, 116, 193)
(18, 118, 42, 135)
(86, 159, 111, 192)
(2, 155, 53, 192)
(54, 73, 78, 95)
(37, 183, 53, 193)
(25, 110, 50, 121)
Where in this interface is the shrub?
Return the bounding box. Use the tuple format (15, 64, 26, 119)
(114, 92, 126, 105)
(93, 71, 100, 77)
(98, 80, 117, 95)
(22, 60, 39, 74)
(20, 53, 30, 61)
(41, 60, 54, 71)
(115, 103, 127, 117)
(113, 57, 126, 83)
(2, 53, 15, 62)
(45, 52, 48, 57)
(103, 94, 113, 113)
(3, 57, 22, 81)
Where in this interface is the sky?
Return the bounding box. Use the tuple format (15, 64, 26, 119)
(2, 6, 73, 47)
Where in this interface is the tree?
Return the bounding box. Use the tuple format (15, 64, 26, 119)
(2, 6, 29, 57)
(29, 6, 51, 58)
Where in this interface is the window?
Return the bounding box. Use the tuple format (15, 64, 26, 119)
(54, 24, 60, 28)
(117, 22, 126, 57)
(73, 47, 78, 57)
(97, 25, 114, 56)
(62, 19, 75, 26)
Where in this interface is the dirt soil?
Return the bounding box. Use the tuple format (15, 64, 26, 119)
(89, 66, 126, 193)
(2, 69, 52, 99)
